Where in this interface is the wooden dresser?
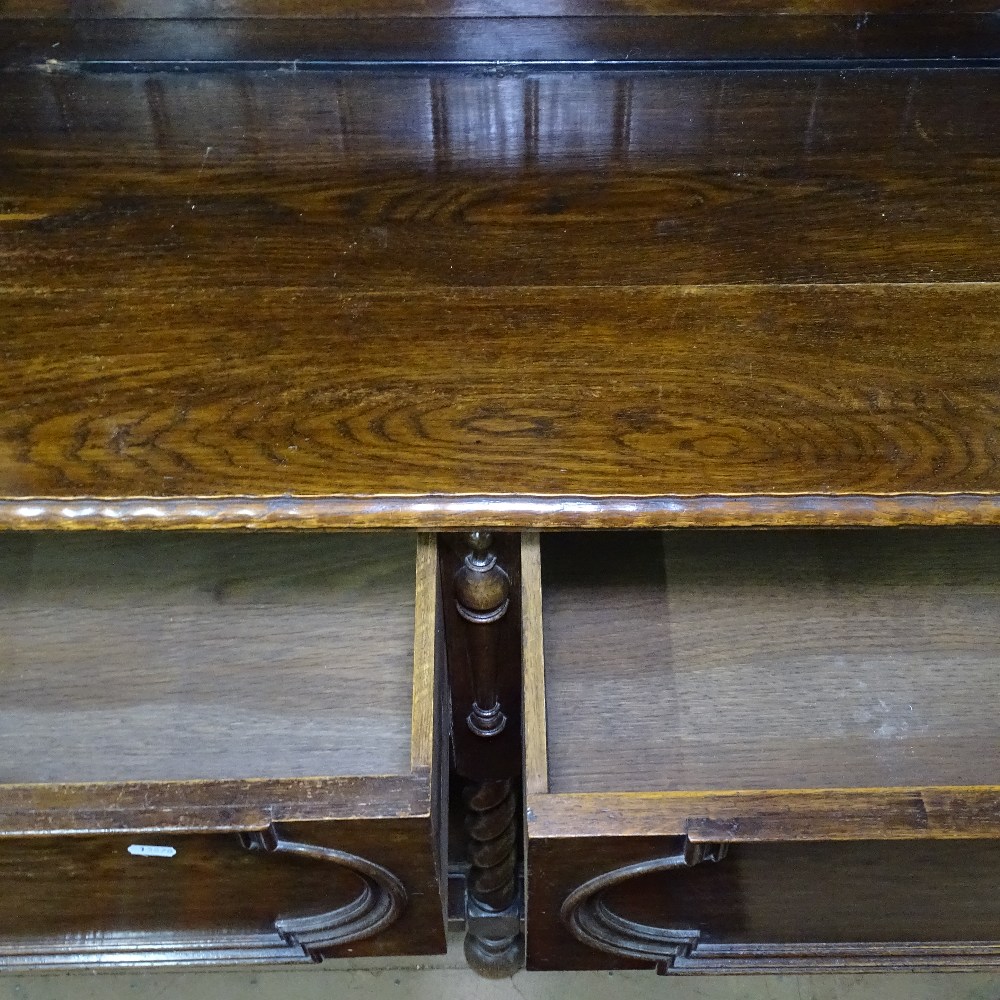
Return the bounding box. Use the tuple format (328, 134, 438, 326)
(0, 0, 998, 978)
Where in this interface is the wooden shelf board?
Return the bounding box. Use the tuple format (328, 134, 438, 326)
(2, 68, 998, 527)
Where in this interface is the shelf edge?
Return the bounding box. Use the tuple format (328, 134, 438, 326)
(3, 493, 1000, 530)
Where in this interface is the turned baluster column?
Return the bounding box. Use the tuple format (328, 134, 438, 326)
(444, 531, 524, 977)
(455, 530, 510, 738)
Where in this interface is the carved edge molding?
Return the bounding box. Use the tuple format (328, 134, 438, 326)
(560, 838, 726, 967)
(0, 827, 407, 970)
(244, 827, 408, 952)
(560, 837, 1000, 973)
(5, 494, 1000, 531)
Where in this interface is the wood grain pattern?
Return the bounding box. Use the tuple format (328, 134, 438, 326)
(1, 69, 998, 525)
(526, 786, 1000, 841)
(521, 533, 548, 797)
(3, 16, 999, 66)
(0, 816, 446, 964)
(0, 775, 430, 836)
(410, 533, 438, 770)
(5, 71, 1000, 199)
(527, 834, 1000, 970)
(2, 283, 1000, 519)
(541, 529, 1000, 794)
(0, 531, 416, 783)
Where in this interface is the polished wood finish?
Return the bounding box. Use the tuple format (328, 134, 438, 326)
(3, 16, 999, 66)
(4, 2, 1000, 973)
(529, 834, 1000, 971)
(1, 69, 999, 528)
(0, 818, 444, 966)
(440, 531, 524, 973)
(0, 532, 449, 964)
(442, 534, 522, 781)
(522, 531, 1000, 971)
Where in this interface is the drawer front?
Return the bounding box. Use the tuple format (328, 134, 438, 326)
(527, 834, 1000, 972)
(522, 530, 1000, 972)
(0, 818, 444, 967)
(0, 531, 448, 967)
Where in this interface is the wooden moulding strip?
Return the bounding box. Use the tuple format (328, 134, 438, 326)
(410, 533, 438, 772)
(0, 774, 432, 837)
(3, 493, 1000, 531)
(521, 531, 549, 797)
(526, 787, 1000, 842)
(3, 15, 1000, 70)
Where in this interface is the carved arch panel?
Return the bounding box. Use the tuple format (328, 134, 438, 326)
(0, 825, 408, 968)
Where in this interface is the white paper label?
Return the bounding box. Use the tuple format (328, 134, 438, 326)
(127, 844, 177, 858)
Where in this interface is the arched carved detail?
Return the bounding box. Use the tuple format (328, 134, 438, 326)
(242, 827, 407, 953)
(560, 838, 726, 966)
(0, 827, 407, 969)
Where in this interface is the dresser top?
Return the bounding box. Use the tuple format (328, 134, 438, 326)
(2, 66, 999, 529)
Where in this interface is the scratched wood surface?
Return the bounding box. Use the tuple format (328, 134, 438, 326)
(1, 69, 999, 526)
(2, 16, 998, 65)
(541, 529, 1000, 794)
(0, 531, 417, 783)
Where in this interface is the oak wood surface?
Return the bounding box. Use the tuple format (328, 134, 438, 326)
(522, 533, 549, 797)
(2, 0, 995, 16)
(410, 533, 438, 770)
(540, 529, 1000, 794)
(0, 531, 417, 783)
(5, 283, 1000, 506)
(525, 787, 1000, 841)
(1, 69, 998, 526)
(0, 816, 447, 962)
(527, 833, 1000, 970)
(3, 16, 999, 66)
(0, 775, 431, 836)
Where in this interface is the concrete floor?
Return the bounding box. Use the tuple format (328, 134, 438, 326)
(1, 938, 997, 1000)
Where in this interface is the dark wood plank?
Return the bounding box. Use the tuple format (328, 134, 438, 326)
(541, 529, 1000, 794)
(2, 0, 997, 17)
(0, 532, 417, 783)
(0, 816, 446, 963)
(3, 71, 997, 288)
(2, 16, 999, 66)
(3, 69, 1000, 172)
(527, 834, 1000, 970)
(1, 69, 998, 525)
(1, 284, 1000, 518)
